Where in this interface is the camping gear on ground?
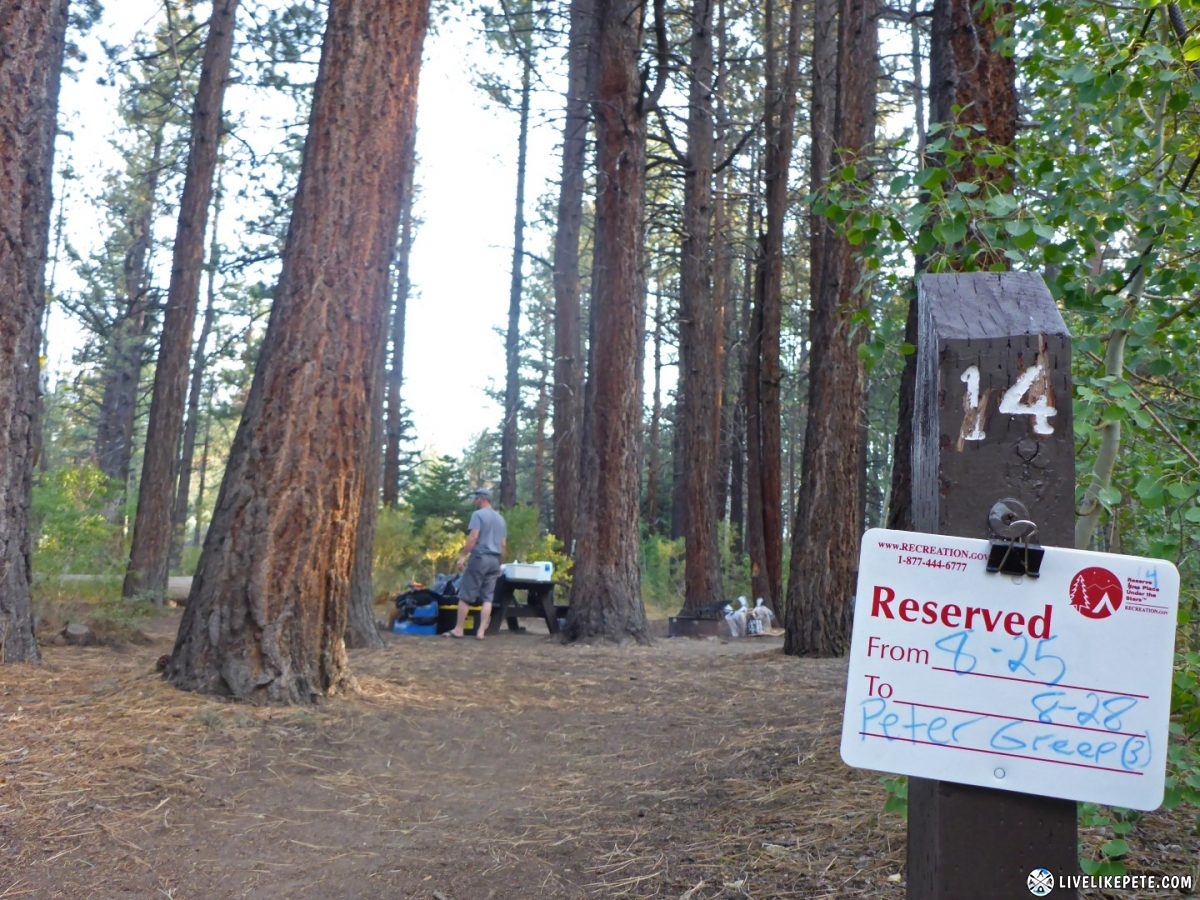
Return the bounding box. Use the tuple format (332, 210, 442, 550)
(725, 602, 748, 637)
(390, 574, 482, 636)
(751, 597, 778, 633)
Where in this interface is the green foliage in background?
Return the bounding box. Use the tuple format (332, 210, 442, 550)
(404, 455, 473, 532)
(373, 456, 574, 600)
(641, 535, 685, 616)
(502, 504, 573, 589)
(373, 505, 458, 596)
(833, 0, 1200, 855)
(31, 463, 125, 586)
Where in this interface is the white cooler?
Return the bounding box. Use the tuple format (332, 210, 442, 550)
(501, 561, 554, 583)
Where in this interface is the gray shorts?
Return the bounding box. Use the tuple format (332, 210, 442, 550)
(459, 553, 501, 604)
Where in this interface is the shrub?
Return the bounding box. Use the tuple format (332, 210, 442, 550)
(31, 464, 125, 603)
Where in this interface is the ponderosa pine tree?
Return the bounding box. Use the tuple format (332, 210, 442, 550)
(565, 0, 653, 644)
(125, 0, 240, 602)
(82, 12, 202, 501)
(744, 0, 803, 615)
(166, 0, 430, 701)
(886, 0, 1018, 530)
(785, 0, 878, 657)
(382, 127, 418, 509)
(550, 0, 594, 551)
(677, 0, 724, 613)
(0, 0, 69, 664)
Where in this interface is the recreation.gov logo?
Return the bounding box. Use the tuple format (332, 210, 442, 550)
(1028, 867, 1055, 895)
(1069, 566, 1123, 619)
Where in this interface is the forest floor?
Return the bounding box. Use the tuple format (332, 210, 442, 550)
(1, 607, 1196, 900)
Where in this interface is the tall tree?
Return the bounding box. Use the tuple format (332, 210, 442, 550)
(344, 305, 388, 651)
(348, 59, 427, 653)
(886, 0, 1018, 529)
(566, 0, 655, 644)
(382, 127, 418, 509)
(744, 0, 803, 613)
(90, 128, 163, 495)
(171, 182, 224, 569)
(84, 11, 203, 501)
(677, 0, 724, 613)
(0, 0, 69, 664)
(785, 0, 878, 657)
(166, 0, 430, 702)
(500, 23, 533, 509)
(125, 0, 240, 602)
(551, 0, 594, 552)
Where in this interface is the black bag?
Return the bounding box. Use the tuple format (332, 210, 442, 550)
(431, 573, 460, 597)
(393, 589, 442, 625)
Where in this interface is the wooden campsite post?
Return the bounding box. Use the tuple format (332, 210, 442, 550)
(908, 272, 1078, 898)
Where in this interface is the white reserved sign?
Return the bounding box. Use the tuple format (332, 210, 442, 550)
(841, 528, 1179, 810)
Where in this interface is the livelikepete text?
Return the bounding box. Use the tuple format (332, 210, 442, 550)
(870, 584, 1052, 639)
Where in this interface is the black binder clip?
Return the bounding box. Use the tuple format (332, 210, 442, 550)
(986, 499, 1044, 578)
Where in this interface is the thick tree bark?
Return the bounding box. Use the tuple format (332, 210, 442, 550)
(746, 0, 804, 613)
(551, 0, 594, 552)
(566, 0, 650, 644)
(713, 0, 734, 536)
(0, 0, 68, 664)
(125, 0, 240, 602)
(887, 0, 1018, 528)
(677, 0, 724, 613)
(345, 314, 387, 651)
(166, 0, 430, 701)
(501, 51, 532, 509)
(929, 0, 1016, 186)
(785, 0, 878, 657)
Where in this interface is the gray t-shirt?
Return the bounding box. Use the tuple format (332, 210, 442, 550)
(469, 506, 506, 555)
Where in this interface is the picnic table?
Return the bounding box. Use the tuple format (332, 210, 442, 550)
(489, 574, 566, 635)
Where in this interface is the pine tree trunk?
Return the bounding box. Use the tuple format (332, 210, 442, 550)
(713, 0, 735, 535)
(166, 0, 430, 701)
(746, 0, 803, 613)
(0, 0, 68, 664)
(94, 130, 164, 497)
(532, 352, 549, 519)
(786, 0, 878, 658)
(886, 0, 1017, 528)
(125, 0, 240, 602)
(382, 129, 417, 509)
(551, 0, 594, 552)
(345, 314, 387, 651)
(501, 52, 532, 509)
(171, 189, 223, 569)
(645, 287, 663, 533)
(677, 0, 724, 613)
(566, 0, 650, 645)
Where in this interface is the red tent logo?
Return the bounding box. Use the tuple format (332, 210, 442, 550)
(1069, 567, 1123, 619)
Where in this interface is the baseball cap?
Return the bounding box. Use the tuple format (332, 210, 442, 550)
(470, 487, 492, 500)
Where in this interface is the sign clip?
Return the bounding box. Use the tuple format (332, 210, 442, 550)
(986, 498, 1044, 578)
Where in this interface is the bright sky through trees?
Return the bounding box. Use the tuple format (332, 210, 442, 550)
(51, 2, 553, 456)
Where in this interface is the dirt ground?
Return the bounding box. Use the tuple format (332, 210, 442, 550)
(1, 609, 1196, 899)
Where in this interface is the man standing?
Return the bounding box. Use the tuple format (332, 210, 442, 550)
(446, 488, 507, 639)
